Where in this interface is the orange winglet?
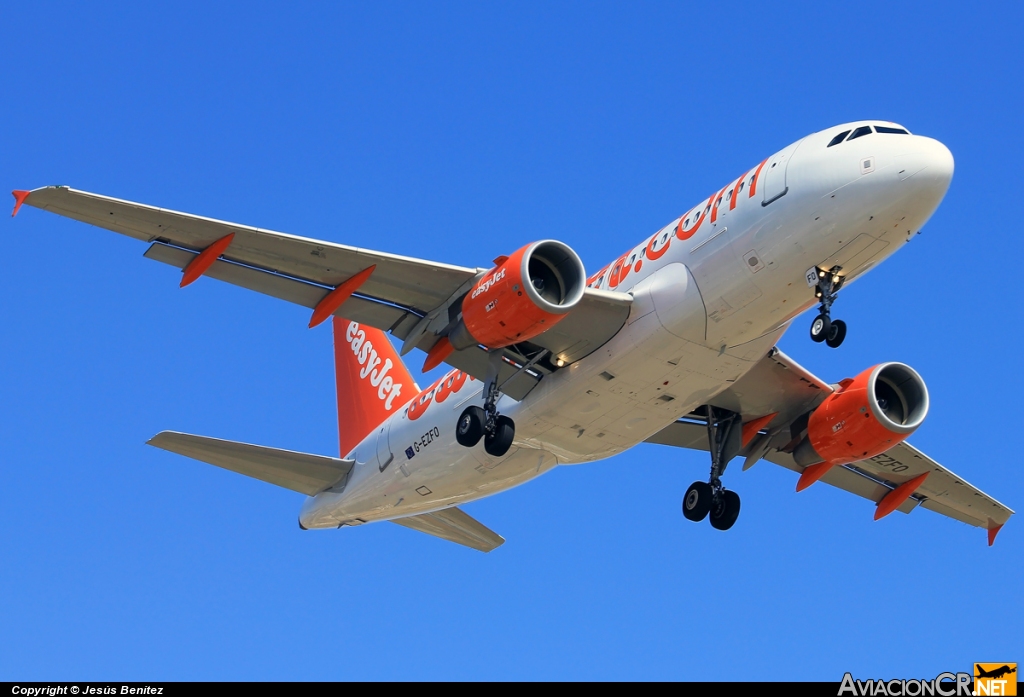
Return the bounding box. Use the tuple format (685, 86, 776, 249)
(741, 412, 778, 447)
(422, 336, 454, 373)
(987, 524, 1003, 547)
(11, 190, 30, 217)
(308, 265, 376, 328)
(874, 472, 930, 520)
(180, 233, 235, 287)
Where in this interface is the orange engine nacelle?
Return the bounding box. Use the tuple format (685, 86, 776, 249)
(794, 363, 929, 467)
(449, 240, 586, 350)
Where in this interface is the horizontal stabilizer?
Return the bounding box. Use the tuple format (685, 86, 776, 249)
(147, 431, 353, 496)
(391, 507, 504, 552)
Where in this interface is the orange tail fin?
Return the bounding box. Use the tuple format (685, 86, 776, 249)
(332, 317, 417, 457)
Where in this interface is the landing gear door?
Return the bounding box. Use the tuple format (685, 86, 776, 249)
(376, 421, 394, 472)
(761, 138, 805, 207)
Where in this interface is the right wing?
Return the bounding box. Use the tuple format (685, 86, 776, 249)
(761, 439, 1014, 533)
(391, 507, 505, 552)
(18, 186, 631, 399)
(645, 349, 1013, 540)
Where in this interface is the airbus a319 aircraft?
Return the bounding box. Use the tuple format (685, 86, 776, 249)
(12, 120, 1012, 551)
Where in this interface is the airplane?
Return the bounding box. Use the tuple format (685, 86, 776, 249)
(11, 120, 1013, 552)
(976, 666, 1016, 680)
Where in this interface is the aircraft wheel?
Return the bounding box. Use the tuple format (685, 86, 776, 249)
(484, 415, 515, 457)
(709, 490, 741, 531)
(825, 319, 847, 348)
(810, 314, 831, 343)
(456, 406, 486, 447)
(682, 481, 713, 522)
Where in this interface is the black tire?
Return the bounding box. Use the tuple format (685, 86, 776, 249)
(709, 490, 741, 531)
(825, 319, 847, 348)
(682, 481, 713, 522)
(484, 415, 515, 457)
(810, 313, 831, 343)
(456, 406, 486, 447)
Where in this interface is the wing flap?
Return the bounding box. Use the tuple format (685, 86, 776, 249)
(645, 419, 708, 450)
(854, 441, 1013, 528)
(144, 242, 414, 333)
(760, 439, 1011, 528)
(391, 507, 505, 552)
(147, 431, 353, 496)
(24, 186, 479, 313)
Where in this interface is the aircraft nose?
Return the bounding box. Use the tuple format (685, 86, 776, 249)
(895, 136, 954, 194)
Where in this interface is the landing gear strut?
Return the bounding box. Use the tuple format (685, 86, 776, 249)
(682, 406, 742, 531)
(808, 265, 847, 348)
(456, 350, 515, 457)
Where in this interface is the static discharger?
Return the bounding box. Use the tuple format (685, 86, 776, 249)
(309, 265, 376, 328)
(180, 233, 236, 287)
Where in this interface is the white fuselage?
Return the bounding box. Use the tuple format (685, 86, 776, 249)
(300, 121, 954, 529)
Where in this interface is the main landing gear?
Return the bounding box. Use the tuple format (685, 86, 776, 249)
(682, 406, 742, 531)
(808, 265, 847, 348)
(456, 350, 515, 457)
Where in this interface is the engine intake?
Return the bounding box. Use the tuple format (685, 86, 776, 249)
(794, 362, 929, 467)
(449, 240, 586, 351)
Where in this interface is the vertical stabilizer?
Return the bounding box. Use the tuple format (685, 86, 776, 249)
(332, 317, 417, 457)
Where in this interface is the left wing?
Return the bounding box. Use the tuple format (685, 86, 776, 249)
(15, 186, 631, 398)
(645, 349, 1013, 543)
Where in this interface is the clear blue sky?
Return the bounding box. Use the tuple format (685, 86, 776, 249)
(2, 1, 1020, 681)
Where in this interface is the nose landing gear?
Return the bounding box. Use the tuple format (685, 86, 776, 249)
(682, 406, 742, 531)
(456, 350, 516, 457)
(808, 265, 847, 348)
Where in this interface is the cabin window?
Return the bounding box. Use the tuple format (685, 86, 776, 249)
(847, 125, 873, 141)
(739, 181, 745, 192)
(875, 125, 910, 135)
(827, 130, 851, 147)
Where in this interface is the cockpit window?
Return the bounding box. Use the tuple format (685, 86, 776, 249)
(827, 130, 851, 147)
(875, 125, 910, 135)
(847, 126, 873, 141)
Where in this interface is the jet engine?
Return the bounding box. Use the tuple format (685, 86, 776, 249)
(794, 362, 929, 467)
(448, 240, 586, 350)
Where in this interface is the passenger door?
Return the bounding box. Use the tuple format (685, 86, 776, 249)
(376, 421, 394, 472)
(761, 138, 805, 206)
